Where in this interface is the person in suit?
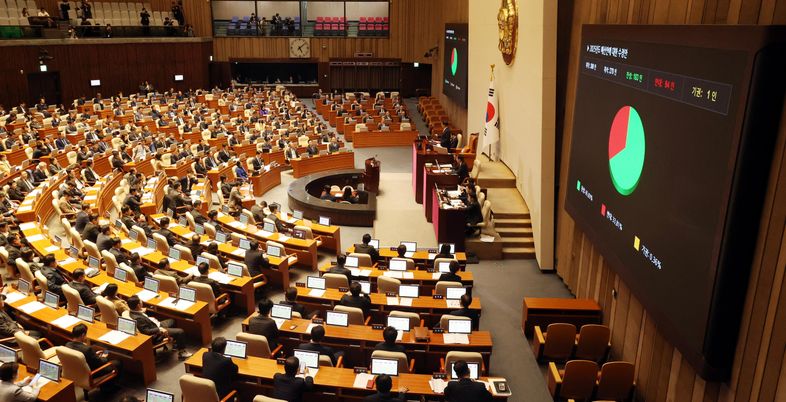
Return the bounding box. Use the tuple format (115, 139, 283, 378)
(73, 205, 90, 233)
(109, 238, 129, 265)
(248, 299, 279, 348)
(250, 151, 265, 173)
(39, 254, 66, 298)
(339, 281, 372, 316)
(272, 356, 314, 402)
(81, 213, 101, 243)
(364, 374, 408, 402)
(66, 324, 121, 378)
(449, 294, 479, 330)
(354, 233, 379, 262)
(319, 186, 335, 202)
(455, 154, 469, 182)
(155, 217, 178, 247)
(280, 287, 311, 319)
(0, 294, 41, 340)
(328, 137, 340, 153)
(285, 142, 299, 160)
(127, 296, 192, 359)
(266, 204, 286, 232)
(69, 269, 97, 305)
(193, 156, 208, 176)
(234, 161, 249, 182)
(192, 262, 222, 297)
(444, 360, 493, 402)
(202, 337, 238, 400)
(83, 160, 99, 185)
(434, 243, 454, 260)
(440, 122, 452, 148)
(438, 260, 463, 283)
(306, 140, 319, 156)
(191, 200, 207, 225)
(96, 225, 114, 253)
(249, 200, 268, 223)
(244, 239, 270, 278)
(124, 188, 143, 215)
(0, 362, 40, 402)
(297, 325, 340, 366)
(374, 326, 407, 354)
(327, 255, 352, 283)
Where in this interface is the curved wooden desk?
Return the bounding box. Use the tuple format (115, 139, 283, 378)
(290, 151, 356, 178)
(287, 169, 377, 227)
(250, 166, 282, 197)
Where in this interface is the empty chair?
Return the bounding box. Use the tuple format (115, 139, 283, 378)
(442, 351, 484, 379)
(253, 395, 286, 402)
(371, 350, 414, 374)
(389, 257, 414, 270)
(547, 359, 599, 401)
(34, 270, 49, 293)
(15, 332, 58, 371)
(377, 276, 400, 294)
(153, 273, 179, 295)
(388, 310, 422, 329)
(293, 225, 321, 246)
(152, 233, 170, 255)
(61, 284, 84, 314)
(174, 244, 195, 263)
(532, 323, 577, 362)
(117, 264, 140, 285)
(348, 252, 373, 267)
(101, 250, 118, 276)
(131, 225, 148, 244)
(180, 373, 236, 402)
(83, 240, 101, 261)
(95, 295, 119, 326)
(333, 305, 368, 325)
(574, 324, 611, 362)
(439, 314, 471, 330)
(435, 281, 463, 296)
(57, 346, 119, 401)
(595, 361, 635, 401)
(322, 273, 348, 289)
(14, 258, 36, 288)
(236, 332, 282, 358)
(200, 252, 223, 271)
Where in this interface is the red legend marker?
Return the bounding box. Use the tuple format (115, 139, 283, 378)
(601, 204, 607, 216)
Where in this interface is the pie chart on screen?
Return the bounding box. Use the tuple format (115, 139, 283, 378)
(451, 48, 458, 76)
(608, 106, 646, 196)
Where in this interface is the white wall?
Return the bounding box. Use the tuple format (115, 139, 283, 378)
(258, 1, 300, 18)
(468, 0, 557, 269)
(212, 1, 256, 20)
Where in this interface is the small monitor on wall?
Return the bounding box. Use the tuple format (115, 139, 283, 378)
(90, 79, 101, 87)
(174, 74, 184, 82)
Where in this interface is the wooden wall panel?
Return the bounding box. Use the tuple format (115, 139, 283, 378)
(555, 1, 786, 401)
(0, 39, 211, 107)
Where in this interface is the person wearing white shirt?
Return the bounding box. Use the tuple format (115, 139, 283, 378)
(36, 8, 49, 17)
(0, 362, 40, 402)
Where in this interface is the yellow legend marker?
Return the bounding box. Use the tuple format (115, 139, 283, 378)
(633, 236, 640, 251)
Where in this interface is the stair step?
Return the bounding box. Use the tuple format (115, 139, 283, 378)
(501, 237, 535, 247)
(493, 211, 530, 219)
(494, 218, 531, 228)
(502, 247, 536, 259)
(496, 227, 533, 235)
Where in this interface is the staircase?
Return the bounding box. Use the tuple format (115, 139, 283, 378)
(472, 156, 536, 260)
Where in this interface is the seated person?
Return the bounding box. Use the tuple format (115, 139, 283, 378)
(244, 239, 270, 278)
(248, 298, 279, 348)
(155, 217, 178, 247)
(202, 337, 238, 400)
(319, 186, 335, 202)
(153, 259, 193, 286)
(364, 374, 408, 402)
(327, 255, 351, 283)
(69, 269, 97, 305)
(434, 243, 454, 260)
(395, 244, 407, 258)
(444, 360, 493, 402)
(127, 296, 192, 359)
(66, 324, 121, 377)
(265, 204, 286, 232)
(448, 294, 479, 330)
(191, 262, 222, 297)
(101, 284, 129, 315)
(272, 356, 314, 402)
(0, 361, 41, 401)
(353, 233, 379, 262)
(39, 254, 66, 298)
(438, 261, 463, 283)
(280, 287, 310, 319)
(374, 326, 407, 354)
(0, 293, 42, 340)
(297, 325, 340, 366)
(338, 281, 371, 317)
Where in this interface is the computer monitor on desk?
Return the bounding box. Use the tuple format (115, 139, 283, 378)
(293, 349, 319, 369)
(371, 357, 399, 376)
(146, 389, 175, 402)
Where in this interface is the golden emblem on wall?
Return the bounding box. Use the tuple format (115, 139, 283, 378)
(497, 0, 518, 65)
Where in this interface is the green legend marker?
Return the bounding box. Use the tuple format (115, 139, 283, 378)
(576, 180, 581, 191)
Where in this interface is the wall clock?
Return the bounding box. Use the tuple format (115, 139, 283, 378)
(289, 38, 311, 59)
(497, 0, 518, 65)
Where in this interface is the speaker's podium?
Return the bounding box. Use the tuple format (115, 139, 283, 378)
(364, 157, 380, 193)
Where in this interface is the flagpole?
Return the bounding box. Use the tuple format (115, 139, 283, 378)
(488, 64, 495, 160)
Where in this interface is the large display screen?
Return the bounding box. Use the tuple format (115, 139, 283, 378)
(565, 25, 786, 380)
(443, 23, 468, 105)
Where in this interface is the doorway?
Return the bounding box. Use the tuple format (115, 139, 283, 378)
(27, 71, 61, 105)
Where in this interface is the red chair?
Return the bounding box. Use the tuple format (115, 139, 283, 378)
(315, 23, 323, 36)
(331, 23, 339, 34)
(333, 17, 340, 23)
(375, 16, 383, 23)
(383, 17, 389, 23)
(339, 23, 345, 32)
(359, 24, 367, 36)
(359, 17, 367, 23)
(340, 16, 346, 23)
(383, 24, 389, 35)
(374, 23, 382, 34)
(316, 16, 324, 23)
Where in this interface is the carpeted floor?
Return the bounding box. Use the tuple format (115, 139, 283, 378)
(96, 99, 569, 402)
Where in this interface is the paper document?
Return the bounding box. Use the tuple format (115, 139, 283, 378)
(135, 289, 159, 302)
(93, 283, 109, 294)
(480, 235, 496, 243)
(353, 373, 375, 389)
(131, 247, 156, 257)
(208, 272, 233, 284)
(429, 378, 448, 394)
(26, 234, 44, 242)
(3, 292, 26, 304)
(231, 248, 245, 256)
(386, 297, 399, 306)
(277, 235, 290, 242)
(307, 289, 325, 297)
(350, 268, 371, 277)
(158, 297, 194, 311)
(19, 222, 36, 230)
(402, 272, 414, 279)
(258, 230, 273, 237)
(432, 273, 442, 280)
(442, 333, 470, 344)
(121, 238, 132, 244)
(273, 318, 285, 329)
(446, 300, 461, 309)
(383, 271, 403, 279)
(52, 314, 81, 329)
(399, 297, 413, 307)
(44, 245, 60, 253)
(61, 257, 76, 266)
(18, 301, 46, 314)
(184, 267, 200, 276)
(99, 330, 131, 345)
